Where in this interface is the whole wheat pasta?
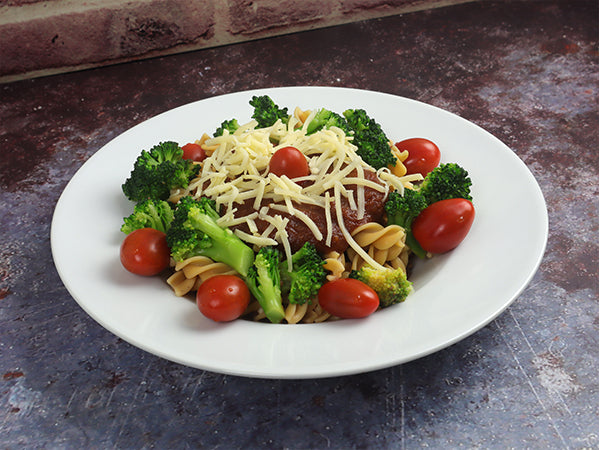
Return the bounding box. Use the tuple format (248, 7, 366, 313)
(166, 256, 236, 297)
(323, 251, 350, 281)
(301, 300, 333, 323)
(386, 245, 411, 274)
(285, 302, 310, 324)
(347, 223, 408, 271)
(166, 271, 197, 297)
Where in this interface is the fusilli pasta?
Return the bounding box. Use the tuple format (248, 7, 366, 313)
(166, 256, 236, 297)
(347, 223, 407, 271)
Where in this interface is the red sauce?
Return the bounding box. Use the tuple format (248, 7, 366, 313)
(230, 169, 387, 254)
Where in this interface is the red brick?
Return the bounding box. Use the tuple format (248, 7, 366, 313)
(0, 0, 216, 78)
(0, 0, 467, 82)
(226, 0, 335, 36)
(112, 1, 216, 57)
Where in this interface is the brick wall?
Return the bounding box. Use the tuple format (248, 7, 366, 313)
(0, 0, 476, 83)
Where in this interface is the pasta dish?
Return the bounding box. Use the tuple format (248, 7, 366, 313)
(118, 97, 474, 324)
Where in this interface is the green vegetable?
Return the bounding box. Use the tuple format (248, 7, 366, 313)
(249, 95, 290, 128)
(305, 109, 350, 135)
(280, 242, 328, 305)
(214, 119, 240, 137)
(121, 199, 175, 234)
(419, 162, 473, 204)
(122, 141, 199, 203)
(350, 265, 413, 307)
(245, 247, 285, 323)
(166, 196, 255, 277)
(384, 189, 428, 258)
(343, 109, 397, 170)
(305, 107, 395, 170)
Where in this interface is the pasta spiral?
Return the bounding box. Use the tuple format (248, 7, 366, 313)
(347, 222, 408, 271)
(323, 251, 349, 281)
(284, 299, 333, 324)
(166, 256, 236, 297)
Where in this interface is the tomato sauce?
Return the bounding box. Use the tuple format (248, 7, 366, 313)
(231, 169, 387, 254)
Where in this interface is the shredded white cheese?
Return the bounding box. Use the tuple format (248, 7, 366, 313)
(333, 182, 385, 270)
(324, 192, 333, 247)
(183, 118, 413, 267)
(269, 204, 324, 241)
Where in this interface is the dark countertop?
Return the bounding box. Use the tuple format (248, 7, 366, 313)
(1, 1, 597, 448)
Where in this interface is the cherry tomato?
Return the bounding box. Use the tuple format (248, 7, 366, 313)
(318, 278, 379, 319)
(395, 138, 441, 177)
(412, 198, 475, 254)
(196, 275, 251, 322)
(269, 146, 310, 179)
(181, 143, 206, 162)
(120, 228, 170, 276)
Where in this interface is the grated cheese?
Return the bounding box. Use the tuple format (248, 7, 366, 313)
(324, 192, 333, 247)
(333, 182, 385, 271)
(184, 118, 412, 266)
(233, 229, 278, 247)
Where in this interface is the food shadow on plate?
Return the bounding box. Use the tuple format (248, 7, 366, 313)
(406, 251, 450, 291)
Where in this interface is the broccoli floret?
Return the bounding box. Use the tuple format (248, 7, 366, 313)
(245, 247, 285, 323)
(385, 163, 473, 258)
(350, 265, 413, 308)
(384, 189, 428, 259)
(249, 95, 290, 128)
(122, 141, 200, 203)
(121, 199, 174, 234)
(280, 242, 328, 305)
(420, 163, 472, 204)
(214, 119, 240, 137)
(305, 109, 350, 135)
(343, 109, 397, 170)
(166, 196, 255, 277)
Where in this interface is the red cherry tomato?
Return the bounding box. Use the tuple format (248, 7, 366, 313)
(318, 278, 379, 319)
(120, 228, 170, 276)
(395, 138, 441, 177)
(412, 198, 475, 254)
(196, 275, 251, 322)
(269, 146, 310, 179)
(181, 143, 206, 162)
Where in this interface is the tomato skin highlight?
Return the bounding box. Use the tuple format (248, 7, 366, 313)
(181, 143, 206, 162)
(196, 275, 251, 322)
(269, 146, 310, 179)
(318, 278, 379, 319)
(412, 198, 475, 254)
(395, 138, 441, 177)
(120, 228, 171, 276)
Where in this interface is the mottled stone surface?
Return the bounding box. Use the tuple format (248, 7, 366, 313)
(0, 1, 597, 448)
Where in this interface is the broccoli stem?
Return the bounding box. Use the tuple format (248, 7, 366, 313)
(405, 231, 427, 259)
(189, 213, 255, 277)
(251, 264, 285, 324)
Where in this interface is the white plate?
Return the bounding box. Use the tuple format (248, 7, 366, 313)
(51, 87, 548, 379)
